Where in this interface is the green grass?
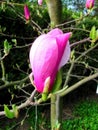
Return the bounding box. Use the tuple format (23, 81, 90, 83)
(27, 99, 98, 130)
(0, 99, 98, 130)
(62, 99, 98, 130)
(27, 106, 50, 130)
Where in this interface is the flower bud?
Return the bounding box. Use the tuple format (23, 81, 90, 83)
(24, 5, 30, 20)
(85, 0, 95, 9)
(38, 0, 43, 5)
(29, 28, 71, 93)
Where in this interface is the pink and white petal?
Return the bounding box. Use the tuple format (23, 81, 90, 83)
(38, 0, 43, 5)
(48, 28, 63, 36)
(58, 41, 70, 70)
(56, 33, 71, 62)
(33, 38, 58, 78)
(29, 34, 46, 69)
(32, 37, 58, 92)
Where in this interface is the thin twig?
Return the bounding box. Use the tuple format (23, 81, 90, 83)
(0, 89, 37, 116)
(59, 72, 98, 97)
(0, 76, 29, 90)
(70, 38, 90, 48)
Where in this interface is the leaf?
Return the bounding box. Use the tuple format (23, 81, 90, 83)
(4, 105, 15, 119)
(12, 39, 17, 46)
(4, 39, 12, 55)
(42, 93, 48, 102)
(90, 26, 96, 40)
(71, 49, 75, 60)
(21, 120, 24, 126)
(82, 24, 85, 30)
(12, 104, 19, 118)
(1, 2, 6, 11)
(55, 120, 60, 129)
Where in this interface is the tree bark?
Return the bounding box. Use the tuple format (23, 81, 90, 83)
(45, 1, 63, 129)
(45, 0, 62, 27)
(51, 94, 62, 130)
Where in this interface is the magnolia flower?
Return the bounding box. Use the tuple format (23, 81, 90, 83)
(24, 5, 30, 20)
(85, 0, 95, 9)
(38, 0, 43, 5)
(29, 28, 71, 93)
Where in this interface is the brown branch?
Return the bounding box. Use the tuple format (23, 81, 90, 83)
(76, 42, 98, 61)
(0, 76, 29, 90)
(56, 12, 90, 28)
(58, 72, 98, 97)
(0, 89, 37, 116)
(0, 54, 8, 61)
(70, 38, 90, 48)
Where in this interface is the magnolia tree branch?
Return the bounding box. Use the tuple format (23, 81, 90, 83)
(0, 89, 37, 116)
(0, 68, 98, 117)
(76, 43, 98, 62)
(0, 54, 8, 61)
(0, 76, 29, 90)
(54, 41, 98, 100)
(64, 62, 74, 87)
(0, 40, 97, 117)
(58, 72, 98, 97)
(64, 40, 98, 88)
(70, 38, 90, 48)
(56, 11, 90, 28)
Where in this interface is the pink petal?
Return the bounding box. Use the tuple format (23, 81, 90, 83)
(58, 41, 70, 69)
(38, 0, 43, 5)
(86, 0, 94, 9)
(30, 34, 46, 68)
(24, 5, 30, 20)
(30, 37, 58, 92)
(55, 32, 71, 70)
(48, 28, 63, 36)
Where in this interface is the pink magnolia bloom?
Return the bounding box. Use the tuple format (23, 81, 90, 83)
(24, 5, 30, 20)
(38, 0, 43, 5)
(29, 28, 71, 93)
(85, 0, 95, 9)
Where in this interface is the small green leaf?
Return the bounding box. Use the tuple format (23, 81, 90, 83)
(12, 104, 19, 118)
(4, 105, 15, 119)
(1, 2, 6, 11)
(90, 26, 96, 40)
(42, 93, 48, 102)
(71, 49, 75, 60)
(82, 24, 85, 30)
(55, 120, 60, 129)
(21, 120, 24, 126)
(12, 39, 17, 46)
(4, 39, 12, 54)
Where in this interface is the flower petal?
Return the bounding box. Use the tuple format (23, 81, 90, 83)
(30, 34, 46, 68)
(38, 0, 43, 5)
(48, 28, 63, 36)
(55, 32, 71, 69)
(24, 5, 30, 20)
(58, 41, 70, 69)
(30, 37, 58, 92)
(85, 0, 94, 9)
(29, 28, 71, 93)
